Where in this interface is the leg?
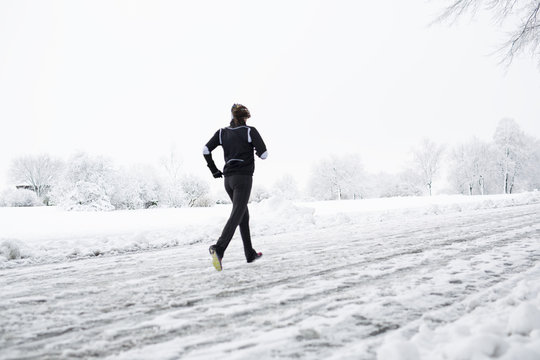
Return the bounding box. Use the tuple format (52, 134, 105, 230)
(215, 176, 252, 257)
(239, 207, 257, 261)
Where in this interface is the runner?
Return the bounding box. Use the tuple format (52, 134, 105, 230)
(203, 104, 268, 271)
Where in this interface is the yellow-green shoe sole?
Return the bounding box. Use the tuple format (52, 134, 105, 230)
(210, 250, 222, 271)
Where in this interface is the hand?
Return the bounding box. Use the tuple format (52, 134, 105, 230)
(212, 170, 223, 178)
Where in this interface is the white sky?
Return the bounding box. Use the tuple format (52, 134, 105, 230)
(1, 0, 540, 190)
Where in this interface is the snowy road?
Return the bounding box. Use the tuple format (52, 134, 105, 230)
(1, 201, 539, 359)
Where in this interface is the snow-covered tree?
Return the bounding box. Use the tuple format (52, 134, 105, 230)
(309, 154, 366, 200)
(273, 174, 300, 200)
(50, 153, 116, 211)
(449, 137, 494, 195)
(522, 136, 540, 191)
(493, 118, 527, 194)
(412, 139, 445, 196)
(159, 150, 184, 207)
(437, 0, 540, 65)
(180, 174, 210, 207)
(9, 154, 63, 202)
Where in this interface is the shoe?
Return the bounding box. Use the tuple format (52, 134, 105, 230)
(209, 245, 222, 271)
(247, 252, 262, 263)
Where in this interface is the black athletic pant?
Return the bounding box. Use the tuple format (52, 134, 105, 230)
(215, 175, 257, 261)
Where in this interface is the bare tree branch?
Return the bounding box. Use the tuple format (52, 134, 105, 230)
(499, 1, 540, 65)
(434, 0, 480, 25)
(435, 0, 540, 65)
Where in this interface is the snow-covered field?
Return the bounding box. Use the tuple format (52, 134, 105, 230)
(1, 192, 540, 359)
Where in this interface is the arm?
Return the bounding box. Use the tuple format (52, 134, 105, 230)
(250, 127, 268, 159)
(203, 130, 223, 178)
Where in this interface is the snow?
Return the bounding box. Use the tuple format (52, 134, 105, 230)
(377, 339, 420, 360)
(395, 271, 540, 360)
(507, 303, 540, 336)
(1, 192, 540, 359)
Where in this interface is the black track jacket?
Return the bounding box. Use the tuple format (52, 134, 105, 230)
(203, 124, 268, 177)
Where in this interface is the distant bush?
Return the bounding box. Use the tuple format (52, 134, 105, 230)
(0, 188, 43, 207)
(110, 165, 161, 210)
(180, 175, 210, 207)
(192, 196, 214, 207)
(251, 186, 271, 203)
(62, 181, 115, 212)
(49, 153, 116, 211)
(6, 151, 215, 211)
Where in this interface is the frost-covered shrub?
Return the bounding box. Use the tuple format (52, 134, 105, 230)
(111, 179, 145, 209)
(50, 153, 116, 211)
(0, 188, 42, 207)
(380, 182, 424, 198)
(159, 185, 185, 208)
(157, 171, 214, 208)
(251, 185, 271, 203)
(110, 166, 161, 210)
(62, 181, 115, 211)
(192, 196, 214, 207)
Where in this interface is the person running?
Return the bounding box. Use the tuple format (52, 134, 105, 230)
(203, 104, 268, 271)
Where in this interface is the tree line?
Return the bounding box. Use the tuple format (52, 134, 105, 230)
(308, 118, 540, 200)
(1, 118, 538, 209)
(1, 152, 211, 210)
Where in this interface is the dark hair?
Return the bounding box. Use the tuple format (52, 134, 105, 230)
(231, 104, 251, 122)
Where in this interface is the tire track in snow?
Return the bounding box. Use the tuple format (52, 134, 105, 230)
(176, 204, 540, 359)
(183, 204, 538, 303)
(111, 204, 539, 358)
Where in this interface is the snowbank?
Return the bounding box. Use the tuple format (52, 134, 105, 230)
(0, 192, 539, 269)
(251, 197, 315, 235)
(378, 265, 540, 360)
(0, 239, 23, 261)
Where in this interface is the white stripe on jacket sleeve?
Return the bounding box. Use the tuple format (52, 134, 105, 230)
(203, 146, 210, 155)
(260, 151, 268, 160)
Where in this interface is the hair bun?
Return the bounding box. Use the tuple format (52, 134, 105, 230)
(231, 104, 251, 120)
